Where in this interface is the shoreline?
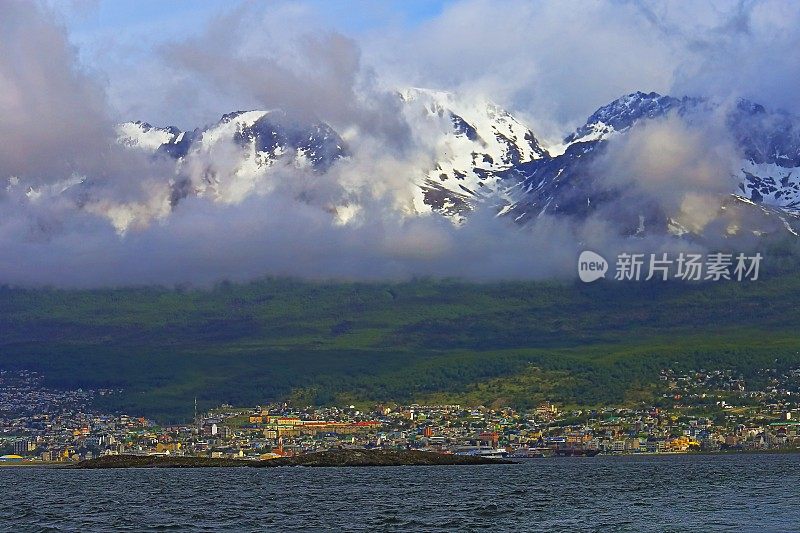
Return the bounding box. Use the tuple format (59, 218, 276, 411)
(69, 449, 515, 469)
(3, 448, 799, 469)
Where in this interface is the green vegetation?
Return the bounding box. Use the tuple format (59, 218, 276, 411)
(2, 267, 800, 422)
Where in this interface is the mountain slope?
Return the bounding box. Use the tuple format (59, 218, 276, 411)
(116, 89, 549, 221)
(3, 275, 800, 421)
(114, 89, 800, 238)
(399, 88, 549, 218)
(498, 92, 800, 236)
(118, 110, 347, 207)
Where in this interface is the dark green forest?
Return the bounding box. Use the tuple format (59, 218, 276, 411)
(2, 257, 800, 421)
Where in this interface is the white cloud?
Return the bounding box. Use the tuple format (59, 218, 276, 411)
(0, 0, 797, 286)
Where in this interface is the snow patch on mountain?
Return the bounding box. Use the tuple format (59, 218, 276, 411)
(111, 89, 800, 239)
(116, 109, 348, 207)
(399, 88, 548, 219)
(738, 160, 800, 212)
(117, 121, 181, 151)
(499, 91, 800, 238)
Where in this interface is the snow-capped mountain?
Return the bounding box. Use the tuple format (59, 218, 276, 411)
(399, 88, 548, 218)
(118, 121, 185, 151)
(114, 89, 800, 238)
(729, 100, 800, 212)
(497, 91, 800, 236)
(559, 92, 703, 147)
(117, 89, 549, 219)
(119, 111, 345, 169)
(118, 110, 346, 205)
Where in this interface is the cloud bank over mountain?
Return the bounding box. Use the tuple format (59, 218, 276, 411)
(1, 1, 799, 286)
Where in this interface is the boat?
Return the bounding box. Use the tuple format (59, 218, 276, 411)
(453, 446, 508, 459)
(510, 447, 552, 458)
(553, 447, 601, 457)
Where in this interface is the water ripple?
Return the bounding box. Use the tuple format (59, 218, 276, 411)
(0, 454, 798, 532)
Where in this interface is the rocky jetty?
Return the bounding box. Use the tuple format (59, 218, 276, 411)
(73, 449, 513, 469)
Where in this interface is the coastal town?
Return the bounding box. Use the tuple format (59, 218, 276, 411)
(2, 366, 799, 463)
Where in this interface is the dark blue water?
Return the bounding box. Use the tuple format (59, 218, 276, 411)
(1, 453, 798, 532)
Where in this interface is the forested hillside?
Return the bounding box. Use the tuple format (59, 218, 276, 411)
(2, 267, 800, 421)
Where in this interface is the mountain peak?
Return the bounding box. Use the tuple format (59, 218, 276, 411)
(397, 87, 549, 218)
(112, 90, 800, 237)
(735, 98, 766, 115)
(563, 91, 686, 145)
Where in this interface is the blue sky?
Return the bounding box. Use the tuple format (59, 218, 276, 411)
(53, 0, 458, 128)
(48, 0, 800, 131)
(62, 0, 451, 44)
